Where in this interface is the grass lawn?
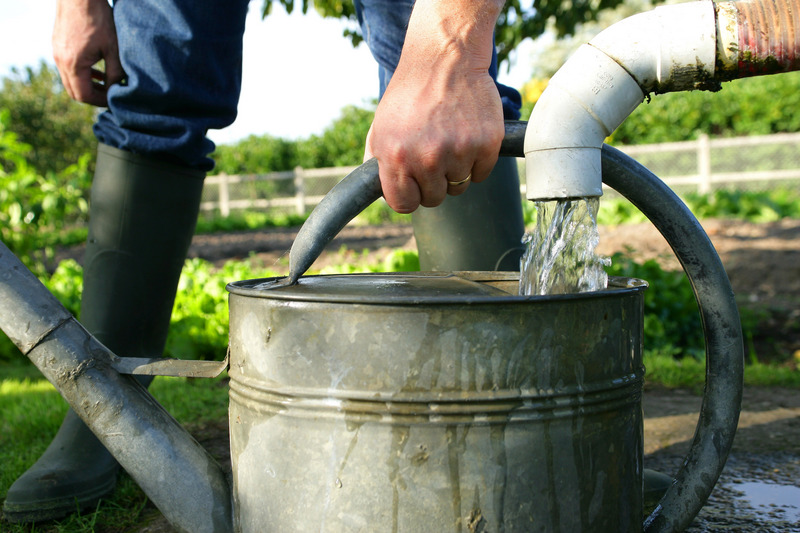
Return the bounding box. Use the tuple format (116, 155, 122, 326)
(1, 362, 229, 533)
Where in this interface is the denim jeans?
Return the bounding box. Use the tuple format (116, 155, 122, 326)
(353, 0, 522, 120)
(94, 0, 250, 171)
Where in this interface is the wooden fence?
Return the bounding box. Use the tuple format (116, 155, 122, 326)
(615, 132, 800, 195)
(201, 165, 358, 216)
(201, 132, 800, 214)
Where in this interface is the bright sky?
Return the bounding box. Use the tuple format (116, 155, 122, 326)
(0, 2, 532, 147)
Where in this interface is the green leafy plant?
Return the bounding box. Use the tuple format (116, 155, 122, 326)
(0, 111, 91, 276)
(606, 251, 704, 359)
(195, 209, 307, 234)
(684, 188, 800, 221)
(354, 200, 412, 226)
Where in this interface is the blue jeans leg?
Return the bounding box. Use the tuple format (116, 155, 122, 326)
(94, 0, 251, 171)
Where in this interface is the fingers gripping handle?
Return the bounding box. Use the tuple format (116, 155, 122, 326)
(286, 120, 527, 284)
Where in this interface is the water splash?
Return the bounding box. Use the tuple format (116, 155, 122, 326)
(519, 198, 610, 296)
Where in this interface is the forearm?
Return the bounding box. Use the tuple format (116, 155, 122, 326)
(403, 0, 504, 60)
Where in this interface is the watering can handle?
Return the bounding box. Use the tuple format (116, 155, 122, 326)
(601, 144, 744, 532)
(288, 123, 743, 532)
(285, 120, 527, 284)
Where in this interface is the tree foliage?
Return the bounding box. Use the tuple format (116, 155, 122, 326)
(259, 0, 632, 65)
(610, 72, 800, 145)
(0, 62, 97, 175)
(212, 134, 297, 175)
(296, 103, 373, 168)
(212, 103, 374, 173)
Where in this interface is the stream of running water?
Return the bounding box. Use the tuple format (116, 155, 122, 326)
(519, 198, 610, 296)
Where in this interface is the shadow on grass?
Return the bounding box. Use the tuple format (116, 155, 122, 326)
(1, 364, 229, 533)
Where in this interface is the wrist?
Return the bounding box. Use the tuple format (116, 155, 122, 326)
(404, 0, 503, 70)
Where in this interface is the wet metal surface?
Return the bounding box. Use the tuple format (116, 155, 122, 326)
(227, 273, 647, 532)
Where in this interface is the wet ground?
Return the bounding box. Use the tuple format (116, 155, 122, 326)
(656, 452, 800, 532)
(642, 387, 800, 532)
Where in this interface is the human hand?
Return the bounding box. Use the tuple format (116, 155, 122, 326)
(364, 0, 505, 214)
(52, 0, 124, 107)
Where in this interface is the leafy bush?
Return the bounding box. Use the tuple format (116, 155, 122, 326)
(296, 105, 374, 169)
(165, 258, 281, 361)
(596, 198, 649, 226)
(212, 134, 297, 175)
(610, 71, 800, 145)
(606, 252, 704, 359)
(576, 188, 800, 229)
(0, 111, 91, 275)
(210, 104, 375, 175)
(354, 200, 412, 226)
(195, 209, 307, 234)
(683, 188, 800, 222)
(0, 62, 98, 176)
(382, 249, 420, 272)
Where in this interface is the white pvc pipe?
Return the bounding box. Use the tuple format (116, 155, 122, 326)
(524, 0, 719, 200)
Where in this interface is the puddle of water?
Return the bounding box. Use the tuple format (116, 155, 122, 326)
(734, 481, 800, 522)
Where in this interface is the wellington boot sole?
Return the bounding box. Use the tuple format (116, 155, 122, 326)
(2, 469, 117, 523)
(3, 410, 120, 524)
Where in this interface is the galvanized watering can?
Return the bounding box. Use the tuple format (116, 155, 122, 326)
(0, 123, 743, 532)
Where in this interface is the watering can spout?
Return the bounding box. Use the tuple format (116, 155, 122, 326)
(0, 243, 233, 533)
(524, 0, 800, 202)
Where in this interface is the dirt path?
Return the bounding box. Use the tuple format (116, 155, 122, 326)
(188, 218, 800, 312)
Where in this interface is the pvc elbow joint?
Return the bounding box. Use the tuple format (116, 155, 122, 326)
(523, 46, 644, 200)
(524, 1, 718, 201)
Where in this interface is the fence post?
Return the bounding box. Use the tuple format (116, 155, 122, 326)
(294, 166, 305, 215)
(219, 173, 230, 217)
(697, 133, 712, 194)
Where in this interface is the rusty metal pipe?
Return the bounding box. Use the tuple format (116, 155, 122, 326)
(716, 0, 800, 78)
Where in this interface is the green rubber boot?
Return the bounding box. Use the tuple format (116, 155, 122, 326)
(2, 144, 204, 523)
(642, 468, 675, 517)
(412, 156, 525, 271)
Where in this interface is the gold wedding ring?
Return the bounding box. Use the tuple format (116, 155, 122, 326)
(447, 175, 471, 187)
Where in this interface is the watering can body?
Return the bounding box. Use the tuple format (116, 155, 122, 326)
(227, 271, 646, 532)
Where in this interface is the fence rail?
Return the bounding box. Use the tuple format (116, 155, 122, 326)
(615, 132, 800, 194)
(201, 165, 358, 216)
(201, 132, 800, 214)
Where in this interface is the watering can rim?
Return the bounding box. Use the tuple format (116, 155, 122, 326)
(226, 272, 647, 305)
